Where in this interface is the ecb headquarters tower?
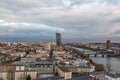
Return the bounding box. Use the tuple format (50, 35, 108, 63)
(56, 33, 61, 47)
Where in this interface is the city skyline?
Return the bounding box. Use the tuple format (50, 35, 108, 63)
(0, 0, 120, 42)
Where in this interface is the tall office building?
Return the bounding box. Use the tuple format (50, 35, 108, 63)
(56, 33, 61, 47)
(106, 40, 111, 50)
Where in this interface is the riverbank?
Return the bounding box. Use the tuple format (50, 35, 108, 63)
(90, 57, 120, 73)
(71, 47, 120, 73)
(69, 47, 105, 71)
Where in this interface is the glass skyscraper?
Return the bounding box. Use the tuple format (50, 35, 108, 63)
(56, 33, 61, 47)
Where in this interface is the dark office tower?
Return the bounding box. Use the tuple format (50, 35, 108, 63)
(106, 40, 111, 50)
(56, 33, 61, 47)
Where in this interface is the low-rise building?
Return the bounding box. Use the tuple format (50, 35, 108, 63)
(12, 61, 54, 74)
(26, 53, 49, 58)
(20, 57, 37, 63)
(56, 66, 72, 80)
(113, 48, 120, 56)
(105, 72, 120, 80)
(90, 71, 120, 80)
(0, 65, 16, 80)
(53, 51, 65, 57)
(77, 65, 95, 72)
(14, 70, 37, 80)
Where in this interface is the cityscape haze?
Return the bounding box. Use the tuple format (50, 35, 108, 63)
(0, 0, 120, 42)
(0, 0, 120, 80)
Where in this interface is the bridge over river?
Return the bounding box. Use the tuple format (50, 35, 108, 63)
(74, 47, 120, 73)
(75, 47, 113, 57)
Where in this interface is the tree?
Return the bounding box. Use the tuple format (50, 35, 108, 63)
(95, 64, 105, 71)
(26, 75, 31, 80)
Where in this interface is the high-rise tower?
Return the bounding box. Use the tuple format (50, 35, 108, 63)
(56, 33, 61, 47)
(106, 40, 111, 50)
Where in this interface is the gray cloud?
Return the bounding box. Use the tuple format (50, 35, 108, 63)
(111, 17, 120, 23)
(0, 0, 120, 42)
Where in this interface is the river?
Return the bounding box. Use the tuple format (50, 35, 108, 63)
(75, 48, 120, 73)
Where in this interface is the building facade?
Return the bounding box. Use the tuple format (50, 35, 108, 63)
(56, 33, 61, 47)
(106, 40, 111, 50)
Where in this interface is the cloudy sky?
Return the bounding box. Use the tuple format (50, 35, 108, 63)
(0, 0, 120, 42)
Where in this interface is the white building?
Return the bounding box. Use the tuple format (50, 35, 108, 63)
(45, 42, 51, 51)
